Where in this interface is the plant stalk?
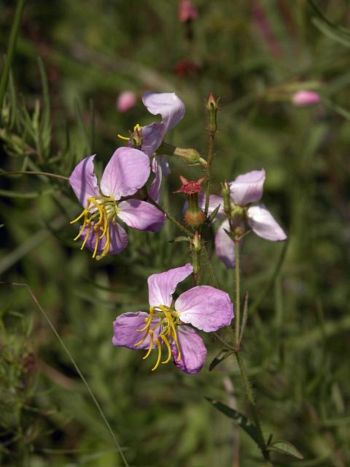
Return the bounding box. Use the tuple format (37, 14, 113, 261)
(0, 0, 26, 115)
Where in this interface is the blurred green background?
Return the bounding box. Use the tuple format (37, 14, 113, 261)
(1, 0, 350, 465)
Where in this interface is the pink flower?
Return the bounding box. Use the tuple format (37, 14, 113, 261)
(178, 0, 198, 22)
(69, 148, 165, 260)
(116, 91, 137, 112)
(138, 92, 185, 202)
(201, 170, 287, 268)
(292, 91, 320, 107)
(113, 264, 234, 374)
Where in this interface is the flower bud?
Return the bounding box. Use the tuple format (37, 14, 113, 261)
(176, 176, 206, 228)
(222, 182, 232, 218)
(116, 91, 137, 112)
(174, 147, 207, 167)
(207, 93, 218, 134)
(178, 0, 198, 23)
(291, 90, 320, 107)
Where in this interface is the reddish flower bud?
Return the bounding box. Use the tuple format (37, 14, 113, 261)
(176, 176, 206, 228)
(178, 0, 198, 22)
(175, 176, 206, 195)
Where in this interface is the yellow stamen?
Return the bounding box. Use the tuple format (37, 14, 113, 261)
(142, 330, 154, 360)
(135, 305, 182, 371)
(151, 339, 162, 371)
(117, 133, 130, 141)
(70, 195, 119, 260)
(160, 335, 172, 364)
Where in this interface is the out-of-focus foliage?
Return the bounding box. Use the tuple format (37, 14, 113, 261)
(1, 0, 350, 465)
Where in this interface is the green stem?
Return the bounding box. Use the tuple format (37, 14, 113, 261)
(0, 170, 68, 181)
(0, 0, 26, 115)
(232, 241, 271, 463)
(235, 352, 271, 463)
(234, 240, 241, 349)
(148, 198, 191, 236)
(204, 129, 215, 216)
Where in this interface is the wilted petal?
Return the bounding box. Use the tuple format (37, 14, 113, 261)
(100, 147, 150, 200)
(148, 263, 193, 308)
(112, 312, 159, 349)
(175, 285, 234, 332)
(172, 326, 207, 374)
(69, 155, 99, 207)
(229, 169, 265, 205)
(142, 92, 185, 137)
(81, 223, 128, 256)
(247, 205, 287, 241)
(215, 220, 235, 268)
(118, 199, 165, 232)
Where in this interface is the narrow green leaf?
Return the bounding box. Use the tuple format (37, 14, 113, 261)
(209, 348, 233, 371)
(268, 440, 304, 460)
(206, 398, 262, 448)
(0, 0, 26, 114)
(312, 18, 350, 48)
(208, 204, 221, 223)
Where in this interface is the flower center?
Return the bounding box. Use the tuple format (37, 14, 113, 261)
(117, 123, 142, 148)
(135, 305, 182, 371)
(70, 195, 119, 260)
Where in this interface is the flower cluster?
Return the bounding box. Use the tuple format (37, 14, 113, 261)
(69, 91, 287, 373)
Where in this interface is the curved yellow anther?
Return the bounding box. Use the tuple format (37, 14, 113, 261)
(117, 133, 130, 141)
(151, 339, 162, 371)
(160, 335, 172, 364)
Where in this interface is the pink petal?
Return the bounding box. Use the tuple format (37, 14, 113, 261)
(142, 92, 185, 135)
(247, 205, 287, 241)
(118, 199, 165, 232)
(141, 123, 164, 157)
(172, 326, 207, 374)
(112, 312, 159, 349)
(175, 285, 234, 332)
(171, 326, 207, 375)
(100, 147, 150, 200)
(229, 169, 265, 205)
(81, 222, 128, 256)
(69, 155, 99, 207)
(148, 264, 193, 308)
(215, 220, 235, 268)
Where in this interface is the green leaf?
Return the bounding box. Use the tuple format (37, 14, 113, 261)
(209, 348, 233, 371)
(206, 398, 262, 448)
(268, 440, 304, 460)
(309, 0, 350, 48)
